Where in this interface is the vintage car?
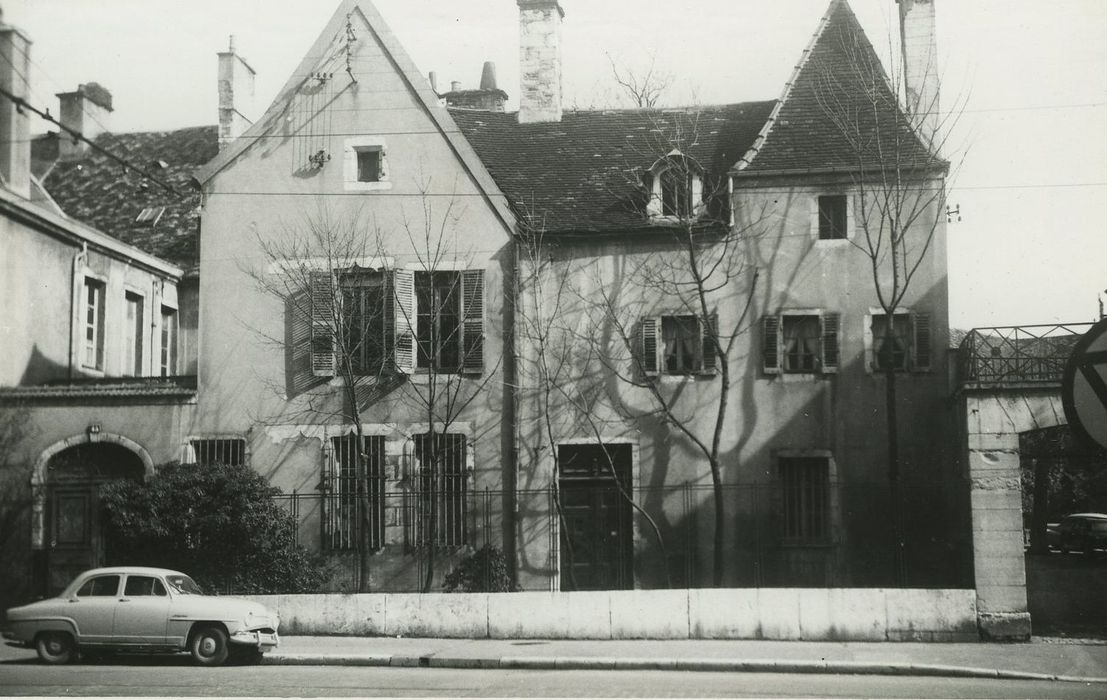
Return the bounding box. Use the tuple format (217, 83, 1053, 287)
(2, 567, 279, 666)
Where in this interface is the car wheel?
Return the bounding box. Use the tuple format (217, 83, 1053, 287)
(189, 626, 229, 666)
(35, 632, 75, 665)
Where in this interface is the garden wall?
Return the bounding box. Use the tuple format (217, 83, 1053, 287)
(244, 588, 978, 642)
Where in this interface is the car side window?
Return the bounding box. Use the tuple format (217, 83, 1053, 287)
(76, 575, 121, 597)
(124, 576, 167, 597)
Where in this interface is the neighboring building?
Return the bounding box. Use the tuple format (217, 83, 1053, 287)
(0, 25, 201, 604)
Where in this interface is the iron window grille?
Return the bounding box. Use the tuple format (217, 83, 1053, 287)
(411, 433, 468, 549)
(779, 457, 831, 544)
(190, 438, 247, 467)
(322, 433, 386, 551)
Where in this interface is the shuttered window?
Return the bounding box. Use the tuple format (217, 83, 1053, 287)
(310, 271, 336, 377)
(339, 270, 390, 376)
(871, 311, 932, 372)
(763, 312, 839, 375)
(639, 313, 718, 377)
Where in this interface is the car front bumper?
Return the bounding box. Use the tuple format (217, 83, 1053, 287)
(229, 629, 279, 651)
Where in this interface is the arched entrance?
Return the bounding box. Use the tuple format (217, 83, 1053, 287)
(38, 442, 146, 594)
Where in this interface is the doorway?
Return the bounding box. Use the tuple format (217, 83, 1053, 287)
(558, 443, 633, 591)
(43, 443, 144, 595)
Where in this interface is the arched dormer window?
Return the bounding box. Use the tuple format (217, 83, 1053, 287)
(646, 151, 704, 221)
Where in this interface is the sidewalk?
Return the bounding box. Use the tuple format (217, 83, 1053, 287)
(266, 636, 1107, 683)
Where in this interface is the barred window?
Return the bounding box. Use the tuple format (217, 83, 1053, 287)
(190, 438, 246, 467)
(779, 457, 830, 544)
(323, 434, 386, 551)
(411, 433, 467, 548)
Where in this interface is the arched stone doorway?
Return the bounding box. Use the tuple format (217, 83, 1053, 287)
(35, 440, 147, 595)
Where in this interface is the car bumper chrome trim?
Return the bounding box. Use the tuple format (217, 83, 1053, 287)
(229, 630, 279, 650)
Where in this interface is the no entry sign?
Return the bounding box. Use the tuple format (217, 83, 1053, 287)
(1062, 317, 1107, 451)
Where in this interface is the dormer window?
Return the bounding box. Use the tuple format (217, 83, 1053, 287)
(646, 152, 704, 221)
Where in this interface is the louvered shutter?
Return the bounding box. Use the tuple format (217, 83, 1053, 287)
(639, 317, 661, 377)
(912, 312, 932, 371)
(310, 271, 335, 377)
(820, 312, 840, 374)
(763, 315, 781, 374)
(700, 313, 718, 375)
(392, 269, 415, 373)
(460, 270, 484, 374)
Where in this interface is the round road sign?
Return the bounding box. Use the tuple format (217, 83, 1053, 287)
(1062, 317, 1107, 451)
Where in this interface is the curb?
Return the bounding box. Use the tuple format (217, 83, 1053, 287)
(262, 653, 1107, 683)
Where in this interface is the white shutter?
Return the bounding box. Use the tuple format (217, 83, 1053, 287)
(310, 271, 335, 377)
(820, 312, 840, 374)
(393, 269, 415, 373)
(639, 317, 661, 377)
(460, 269, 484, 374)
(763, 315, 781, 374)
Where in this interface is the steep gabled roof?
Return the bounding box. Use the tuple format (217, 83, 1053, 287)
(452, 102, 775, 234)
(194, 0, 515, 236)
(33, 126, 217, 273)
(734, 0, 937, 176)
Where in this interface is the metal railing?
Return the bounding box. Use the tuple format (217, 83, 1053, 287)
(271, 480, 971, 592)
(957, 323, 1091, 385)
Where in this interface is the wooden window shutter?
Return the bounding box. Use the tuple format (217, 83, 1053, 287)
(912, 312, 932, 371)
(820, 312, 840, 374)
(762, 315, 781, 374)
(700, 312, 718, 375)
(310, 271, 335, 377)
(639, 317, 661, 377)
(392, 269, 415, 373)
(460, 269, 484, 374)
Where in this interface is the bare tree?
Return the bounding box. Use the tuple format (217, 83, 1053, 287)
(607, 52, 673, 109)
(812, 16, 962, 584)
(248, 189, 500, 593)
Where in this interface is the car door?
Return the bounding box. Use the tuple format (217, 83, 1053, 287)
(112, 575, 171, 646)
(68, 574, 121, 644)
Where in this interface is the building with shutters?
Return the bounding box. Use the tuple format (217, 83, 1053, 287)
(187, 0, 967, 593)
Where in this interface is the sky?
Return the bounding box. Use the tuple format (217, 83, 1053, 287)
(8, 0, 1107, 330)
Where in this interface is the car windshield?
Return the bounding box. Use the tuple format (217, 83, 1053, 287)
(165, 575, 204, 595)
(1091, 522, 1107, 534)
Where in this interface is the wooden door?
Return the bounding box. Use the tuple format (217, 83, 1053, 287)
(558, 444, 633, 591)
(46, 485, 102, 595)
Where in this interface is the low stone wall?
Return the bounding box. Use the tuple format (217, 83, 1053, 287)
(245, 588, 978, 642)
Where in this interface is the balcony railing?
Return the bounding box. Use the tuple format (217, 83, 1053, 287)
(957, 323, 1092, 386)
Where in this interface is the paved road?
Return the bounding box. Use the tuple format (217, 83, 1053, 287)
(1, 655, 1105, 698)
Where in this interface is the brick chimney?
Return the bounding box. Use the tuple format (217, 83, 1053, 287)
(517, 0, 563, 124)
(0, 21, 30, 197)
(442, 62, 508, 112)
(218, 35, 256, 148)
(898, 0, 939, 143)
(56, 83, 113, 162)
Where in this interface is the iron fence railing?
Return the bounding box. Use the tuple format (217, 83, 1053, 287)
(957, 323, 1091, 385)
(271, 479, 971, 592)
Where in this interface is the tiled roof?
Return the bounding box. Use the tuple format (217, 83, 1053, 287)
(736, 0, 936, 175)
(451, 102, 775, 234)
(33, 126, 219, 273)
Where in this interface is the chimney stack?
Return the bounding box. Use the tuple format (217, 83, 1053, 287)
(428, 71, 438, 94)
(218, 35, 256, 149)
(480, 61, 497, 91)
(517, 0, 564, 123)
(898, 0, 939, 145)
(0, 22, 30, 197)
(441, 62, 508, 112)
(56, 83, 113, 162)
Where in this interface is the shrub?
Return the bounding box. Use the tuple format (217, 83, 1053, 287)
(442, 545, 516, 593)
(101, 461, 325, 594)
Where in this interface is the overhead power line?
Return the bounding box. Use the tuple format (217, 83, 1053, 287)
(0, 85, 179, 196)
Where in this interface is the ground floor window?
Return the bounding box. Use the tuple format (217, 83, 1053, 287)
(411, 433, 467, 548)
(190, 438, 247, 467)
(779, 456, 831, 545)
(323, 434, 386, 551)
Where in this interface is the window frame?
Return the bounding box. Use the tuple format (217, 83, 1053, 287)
(411, 432, 469, 549)
(323, 433, 387, 551)
(774, 450, 839, 547)
(639, 312, 718, 378)
(816, 194, 849, 241)
(188, 437, 248, 467)
(645, 153, 705, 222)
(865, 308, 932, 374)
(159, 305, 178, 377)
(338, 268, 391, 377)
(82, 277, 107, 372)
(762, 310, 840, 377)
(123, 290, 145, 377)
(343, 136, 392, 192)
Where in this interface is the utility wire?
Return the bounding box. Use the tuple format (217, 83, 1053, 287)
(0, 85, 179, 195)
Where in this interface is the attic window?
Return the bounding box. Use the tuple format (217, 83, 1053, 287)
(135, 206, 165, 225)
(343, 136, 392, 192)
(646, 153, 704, 221)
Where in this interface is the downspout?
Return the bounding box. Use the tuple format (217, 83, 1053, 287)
(69, 243, 88, 379)
(508, 230, 521, 585)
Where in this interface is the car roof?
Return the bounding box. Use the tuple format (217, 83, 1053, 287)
(1063, 513, 1107, 520)
(76, 566, 187, 578)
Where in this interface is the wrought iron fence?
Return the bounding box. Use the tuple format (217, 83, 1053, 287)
(271, 478, 971, 592)
(957, 323, 1091, 385)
